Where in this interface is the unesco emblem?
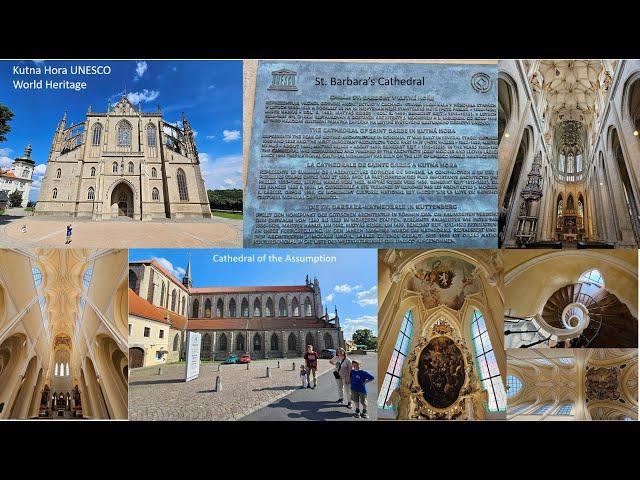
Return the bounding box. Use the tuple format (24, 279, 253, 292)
(470, 72, 492, 93)
(268, 69, 298, 91)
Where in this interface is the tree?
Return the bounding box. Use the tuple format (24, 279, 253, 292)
(0, 103, 14, 143)
(207, 188, 243, 211)
(8, 189, 23, 207)
(352, 329, 377, 350)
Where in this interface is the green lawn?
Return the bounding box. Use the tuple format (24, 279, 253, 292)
(212, 211, 243, 220)
(24, 207, 33, 212)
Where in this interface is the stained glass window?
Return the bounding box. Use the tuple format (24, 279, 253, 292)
(38, 296, 46, 312)
(92, 124, 102, 145)
(507, 374, 522, 398)
(556, 403, 573, 415)
(557, 357, 573, 365)
(471, 308, 507, 412)
(32, 267, 42, 287)
(377, 310, 413, 411)
(532, 403, 551, 415)
(177, 168, 189, 201)
(117, 121, 132, 147)
(147, 124, 156, 147)
(579, 269, 604, 287)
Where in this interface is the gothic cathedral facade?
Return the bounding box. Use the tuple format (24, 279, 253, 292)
(35, 97, 211, 220)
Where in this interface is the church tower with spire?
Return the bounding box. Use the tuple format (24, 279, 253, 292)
(182, 255, 192, 289)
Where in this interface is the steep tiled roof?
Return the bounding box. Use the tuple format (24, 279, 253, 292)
(190, 285, 314, 294)
(128, 289, 187, 329)
(185, 317, 337, 331)
(0, 170, 17, 178)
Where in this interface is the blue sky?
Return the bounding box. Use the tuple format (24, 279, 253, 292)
(130, 248, 378, 340)
(0, 60, 242, 201)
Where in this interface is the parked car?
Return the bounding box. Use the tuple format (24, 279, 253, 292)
(239, 354, 252, 364)
(223, 354, 239, 364)
(321, 348, 336, 359)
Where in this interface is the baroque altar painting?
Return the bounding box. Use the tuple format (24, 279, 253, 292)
(417, 336, 466, 409)
(408, 256, 479, 311)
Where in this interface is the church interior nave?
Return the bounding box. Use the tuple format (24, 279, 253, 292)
(0, 248, 128, 419)
(499, 60, 640, 248)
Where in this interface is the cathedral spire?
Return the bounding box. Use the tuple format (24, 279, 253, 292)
(182, 254, 192, 289)
(24, 143, 32, 159)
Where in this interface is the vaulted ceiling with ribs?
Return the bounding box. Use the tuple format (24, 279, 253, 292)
(34, 249, 92, 351)
(538, 60, 604, 128)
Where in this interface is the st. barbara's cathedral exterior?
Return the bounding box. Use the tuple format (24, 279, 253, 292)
(35, 96, 211, 220)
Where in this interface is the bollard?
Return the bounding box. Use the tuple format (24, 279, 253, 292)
(217, 364, 221, 372)
(215, 375, 221, 392)
(246, 363, 249, 370)
(266, 366, 271, 378)
(292, 361, 296, 371)
(277, 360, 280, 369)
(157, 367, 162, 376)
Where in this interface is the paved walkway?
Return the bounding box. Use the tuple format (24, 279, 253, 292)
(0, 214, 241, 248)
(129, 359, 333, 421)
(242, 353, 378, 421)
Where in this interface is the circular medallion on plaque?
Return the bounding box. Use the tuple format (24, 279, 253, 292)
(471, 72, 492, 93)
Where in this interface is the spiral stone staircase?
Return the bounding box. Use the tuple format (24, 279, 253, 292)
(541, 282, 637, 347)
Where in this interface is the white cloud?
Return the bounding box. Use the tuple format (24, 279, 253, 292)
(0, 147, 13, 157)
(222, 129, 241, 142)
(199, 153, 243, 190)
(34, 164, 47, 175)
(206, 135, 215, 140)
(0, 156, 12, 168)
(126, 89, 159, 104)
(31, 179, 41, 189)
(355, 286, 378, 307)
(207, 84, 215, 90)
(342, 315, 378, 340)
(192, 130, 198, 137)
(152, 257, 186, 279)
(323, 293, 335, 303)
(334, 284, 358, 293)
(134, 61, 148, 80)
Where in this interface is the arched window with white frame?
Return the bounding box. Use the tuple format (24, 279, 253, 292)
(377, 309, 414, 413)
(470, 308, 506, 412)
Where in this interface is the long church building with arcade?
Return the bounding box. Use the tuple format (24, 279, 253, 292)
(127, 258, 344, 369)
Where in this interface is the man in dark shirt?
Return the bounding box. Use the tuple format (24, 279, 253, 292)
(303, 344, 319, 389)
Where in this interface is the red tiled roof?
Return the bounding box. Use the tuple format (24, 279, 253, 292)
(190, 285, 314, 294)
(0, 170, 17, 178)
(129, 259, 189, 292)
(185, 317, 337, 331)
(128, 289, 188, 329)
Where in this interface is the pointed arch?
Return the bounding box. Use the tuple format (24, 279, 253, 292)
(292, 297, 300, 317)
(304, 297, 312, 317)
(192, 298, 199, 318)
(87, 187, 95, 200)
(112, 161, 118, 173)
(128, 161, 134, 174)
(201, 334, 212, 359)
(236, 333, 245, 351)
(253, 333, 262, 351)
(277, 297, 287, 317)
(216, 298, 224, 318)
(253, 298, 262, 317)
(128, 269, 139, 294)
(152, 187, 159, 201)
(146, 123, 157, 147)
(204, 299, 211, 318)
(241, 297, 249, 317)
(181, 297, 186, 316)
(218, 333, 228, 351)
(160, 283, 165, 308)
(305, 332, 315, 349)
(52, 188, 58, 199)
(151, 167, 157, 178)
(229, 298, 237, 317)
(171, 290, 177, 312)
(177, 168, 189, 201)
(287, 332, 297, 351)
(323, 332, 334, 349)
(172, 333, 180, 352)
(90, 166, 96, 177)
(116, 119, 132, 147)
(270, 333, 279, 351)
(92, 123, 102, 145)
(265, 297, 274, 317)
